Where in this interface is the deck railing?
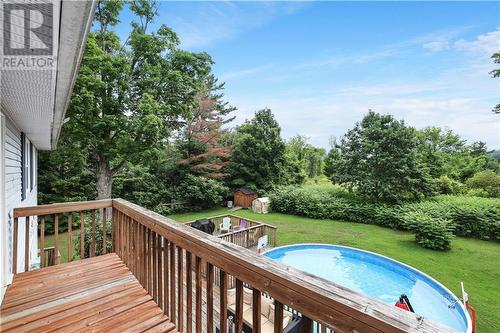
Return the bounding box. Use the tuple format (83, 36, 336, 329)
(12, 199, 454, 333)
(185, 214, 277, 248)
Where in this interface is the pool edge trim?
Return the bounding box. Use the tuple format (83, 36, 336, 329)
(263, 243, 472, 333)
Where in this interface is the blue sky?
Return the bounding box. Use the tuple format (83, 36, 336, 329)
(117, 1, 500, 149)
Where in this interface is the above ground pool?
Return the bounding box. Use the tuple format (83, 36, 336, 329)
(264, 244, 471, 333)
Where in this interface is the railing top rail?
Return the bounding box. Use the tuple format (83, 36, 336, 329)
(112, 198, 453, 333)
(13, 199, 113, 218)
(218, 224, 263, 237)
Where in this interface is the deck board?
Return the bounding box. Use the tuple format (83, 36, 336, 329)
(0, 253, 175, 333)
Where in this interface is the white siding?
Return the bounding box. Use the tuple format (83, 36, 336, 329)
(1, 113, 38, 300)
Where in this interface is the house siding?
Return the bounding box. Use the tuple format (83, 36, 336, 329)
(1, 114, 38, 301)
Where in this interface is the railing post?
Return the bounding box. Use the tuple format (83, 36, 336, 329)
(13, 217, 18, 274)
(24, 216, 30, 271)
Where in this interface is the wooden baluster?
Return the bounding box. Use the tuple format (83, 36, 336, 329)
(220, 270, 228, 333)
(79, 212, 84, 259)
(40, 216, 45, 268)
(111, 208, 115, 252)
(235, 279, 244, 333)
(24, 216, 30, 271)
(138, 224, 144, 285)
(177, 247, 184, 332)
(158, 233, 163, 310)
(273, 300, 284, 333)
(102, 208, 107, 254)
(206, 263, 214, 333)
(253, 288, 261, 333)
(54, 214, 59, 265)
(152, 232, 158, 303)
(13, 217, 18, 274)
(195, 256, 202, 333)
(126, 216, 131, 266)
(186, 251, 193, 333)
(67, 213, 73, 262)
(302, 316, 313, 333)
(146, 228, 151, 294)
(163, 237, 170, 316)
(170, 242, 176, 324)
(320, 322, 327, 333)
(90, 210, 96, 257)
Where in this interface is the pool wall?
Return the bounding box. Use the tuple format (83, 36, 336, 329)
(263, 243, 472, 333)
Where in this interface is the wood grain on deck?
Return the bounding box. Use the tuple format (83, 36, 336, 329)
(0, 253, 176, 333)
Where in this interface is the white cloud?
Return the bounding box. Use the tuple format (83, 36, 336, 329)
(423, 38, 450, 52)
(454, 28, 500, 57)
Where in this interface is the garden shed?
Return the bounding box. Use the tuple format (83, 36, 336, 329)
(252, 197, 270, 214)
(233, 187, 258, 208)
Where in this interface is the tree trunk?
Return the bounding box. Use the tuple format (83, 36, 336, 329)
(96, 156, 112, 200)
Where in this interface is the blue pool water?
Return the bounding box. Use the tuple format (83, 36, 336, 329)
(264, 244, 470, 333)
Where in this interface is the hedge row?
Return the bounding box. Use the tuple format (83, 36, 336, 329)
(269, 186, 500, 242)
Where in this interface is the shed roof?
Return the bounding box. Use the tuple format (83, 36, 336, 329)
(235, 187, 257, 195)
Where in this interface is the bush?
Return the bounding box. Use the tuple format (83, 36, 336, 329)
(177, 175, 230, 210)
(434, 175, 464, 195)
(466, 188, 490, 198)
(270, 185, 500, 242)
(404, 211, 454, 250)
(74, 216, 112, 259)
(466, 170, 500, 198)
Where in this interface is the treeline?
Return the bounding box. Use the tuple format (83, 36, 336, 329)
(39, 0, 500, 222)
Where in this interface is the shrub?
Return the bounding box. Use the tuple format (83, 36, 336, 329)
(466, 170, 500, 198)
(404, 211, 455, 250)
(270, 185, 500, 243)
(434, 175, 464, 195)
(466, 188, 490, 198)
(74, 216, 112, 259)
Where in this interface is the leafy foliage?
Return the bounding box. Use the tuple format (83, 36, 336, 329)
(329, 111, 432, 203)
(48, 0, 215, 200)
(75, 218, 112, 259)
(434, 175, 465, 195)
(229, 109, 304, 191)
(490, 52, 500, 114)
(404, 211, 454, 251)
(269, 185, 500, 243)
(466, 170, 500, 198)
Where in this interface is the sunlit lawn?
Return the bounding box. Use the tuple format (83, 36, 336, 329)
(170, 208, 500, 333)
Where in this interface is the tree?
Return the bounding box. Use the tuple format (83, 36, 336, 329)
(176, 77, 236, 179)
(490, 52, 500, 114)
(416, 127, 489, 181)
(286, 135, 325, 179)
(229, 109, 301, 191)
(55, 0, 214, 199)
(331, 111, 432, 203)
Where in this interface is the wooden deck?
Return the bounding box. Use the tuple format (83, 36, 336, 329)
(0, 253, 176, 333)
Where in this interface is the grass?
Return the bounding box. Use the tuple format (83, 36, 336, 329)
(42, 229, 81, 264)
(170, 208, 500, 333)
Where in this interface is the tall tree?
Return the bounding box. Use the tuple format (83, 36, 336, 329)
(286, 135, 325, 178)
(229, 109, 301, 191)
(177, 77, 236, 179)
(331, 111, 432, 203)
(490, 52, 500, 114)
(55, 0, 213, 199)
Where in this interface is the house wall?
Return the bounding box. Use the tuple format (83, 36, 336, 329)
(1, 112, 38, 301)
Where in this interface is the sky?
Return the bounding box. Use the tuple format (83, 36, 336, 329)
(117, 1, 500, 150)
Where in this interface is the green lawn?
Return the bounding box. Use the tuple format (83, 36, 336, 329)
(42, 229, 81, 264)
(169, 208, 500, 333)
